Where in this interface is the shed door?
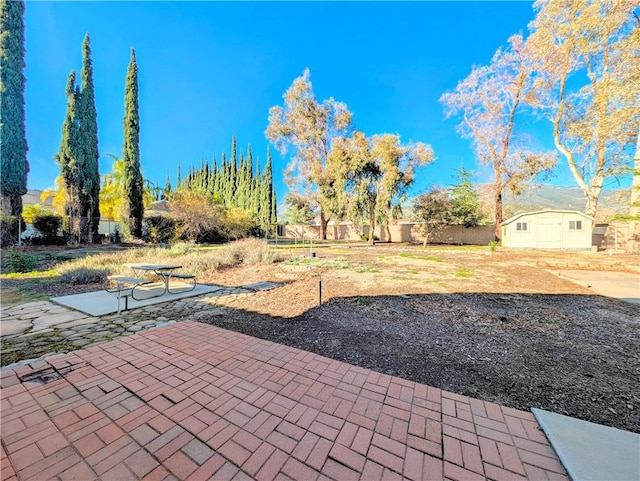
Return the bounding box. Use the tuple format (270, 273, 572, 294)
(536, 216, 562, 248)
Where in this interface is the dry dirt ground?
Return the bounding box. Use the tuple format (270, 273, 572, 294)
(2, 243, 639, 434)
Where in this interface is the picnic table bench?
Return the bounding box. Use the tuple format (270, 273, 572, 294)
(105, 275, 153, 311)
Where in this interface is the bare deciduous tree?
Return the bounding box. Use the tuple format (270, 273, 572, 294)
(440, 35, 556, 241)
(526, 0, 639, 217)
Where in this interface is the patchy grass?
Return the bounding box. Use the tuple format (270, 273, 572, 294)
(398, 253, 445, 262)
(455, 268, 474, 278)
(354, 264, 380, 273)
(283, 256, 350, 269)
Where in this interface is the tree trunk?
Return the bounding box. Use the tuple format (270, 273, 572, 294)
(319, 210, 328, 240)
(1, 194, 23, 217)
(494, 192, 503, 242)
(627, 130, 640, 253)
(368, 205, 375, 245)
(583, 190, 600, 218)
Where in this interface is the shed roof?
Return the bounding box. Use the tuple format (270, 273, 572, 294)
(501, 209, 594, 226)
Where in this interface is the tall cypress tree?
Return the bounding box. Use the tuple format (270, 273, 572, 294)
(252, 156, 261, 216)
(162, 173, 172, 200)
(229, 136, 237, 203)
(123, 48, 144, 237)
(78, 33, 100, 239)
(261, 146, 276, 225)
(56, 72, 83, 238)
(0, 0, 29, 219)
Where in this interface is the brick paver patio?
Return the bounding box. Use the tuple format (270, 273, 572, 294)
(0, 321, 568, 480)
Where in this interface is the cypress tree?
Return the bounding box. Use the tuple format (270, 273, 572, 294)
(177, 162, 182, 188)
(220, 153, 228, 203)
(78, 33, 100, 239)
(229, 136, 237, 202)
(162, 173, 172, 200)
(123, 48, 144, 237)
(237, 151, 246, 208)
(261, 146, 275, 225)
(211, 156, 218, 196)
(252, 156, 261, 216)
(246, 144, 254, 210)
(0, 0, 29, 218)
(56, 72, 83, 238)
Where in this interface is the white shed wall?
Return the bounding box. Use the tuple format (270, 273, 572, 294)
(502, 211, 593, 249)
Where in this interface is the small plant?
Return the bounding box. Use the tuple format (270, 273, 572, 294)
(455, 268, 474, 278)
(2, 250, 38, 273)
(488, 240, 498, 252)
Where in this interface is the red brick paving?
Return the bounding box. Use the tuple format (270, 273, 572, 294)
(0, 321, 569, 480)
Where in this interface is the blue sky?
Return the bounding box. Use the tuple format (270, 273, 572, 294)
(24, 1, 574, 204)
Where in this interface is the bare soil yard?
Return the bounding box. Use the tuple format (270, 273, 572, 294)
(2, 243, 638, 433)
(197, 245, 640, 434)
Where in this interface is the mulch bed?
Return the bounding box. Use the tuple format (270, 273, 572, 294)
(194, 291, 639, 434)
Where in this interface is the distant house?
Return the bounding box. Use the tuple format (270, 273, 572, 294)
(501, 209, 594, 250)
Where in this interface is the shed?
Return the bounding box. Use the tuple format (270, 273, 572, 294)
(501, 209, 594, 249)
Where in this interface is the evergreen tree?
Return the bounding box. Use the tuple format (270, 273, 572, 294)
(78, 33, 100, 239)
(56, 72, 84, 238)
(449, 166, 482, 227)
(252, 156, 261, 216)
(220, 153, 228, 202)
(229, 136, 237, 203)
(0, 0, 29, 218)
(261, 146, 276, 225)
(162, 173, 172, 200)
(122, 48, 144, 237)
(211, 156, 218, 196)
(177, 162, 182, 187)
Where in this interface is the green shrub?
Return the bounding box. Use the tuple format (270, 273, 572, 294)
(2, 250, 38, 273)
(32, 212, 64, 244)
(360, 233, 380, 242)
(143, 216, 176, 244)
(57, 266, 109, 284)
(488, 240, 498, 252)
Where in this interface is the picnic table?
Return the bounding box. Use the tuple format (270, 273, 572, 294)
(106, 264, 196, 307)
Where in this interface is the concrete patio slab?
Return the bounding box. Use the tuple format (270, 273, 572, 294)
(533, 408, 640, 481)
(551, 270, 640, 304)
(0, 321, 569, 480)
(50, 284, 221, 316)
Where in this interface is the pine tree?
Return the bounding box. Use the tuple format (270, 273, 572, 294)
(123, 48, 144, 237)
(78, 33, 100, 239)
(0, 0, 29, 219)
(450, 166, 481, 228)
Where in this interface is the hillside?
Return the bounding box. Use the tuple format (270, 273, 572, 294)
(503, 185, 628, 222)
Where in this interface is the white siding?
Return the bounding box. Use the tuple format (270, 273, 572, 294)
(502, 210, 593, 249)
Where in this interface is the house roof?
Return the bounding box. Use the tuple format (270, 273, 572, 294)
(501, 209, 595, 226)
